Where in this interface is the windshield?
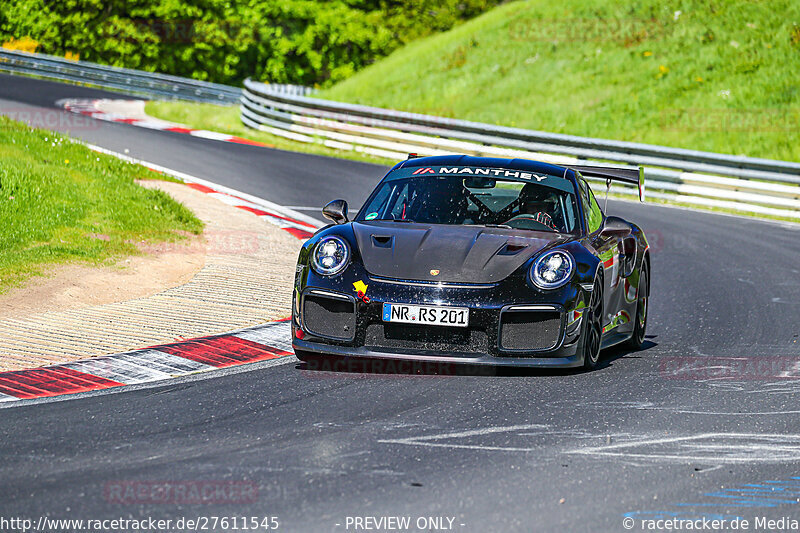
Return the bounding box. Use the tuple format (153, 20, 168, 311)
(357, 175, 579, 233)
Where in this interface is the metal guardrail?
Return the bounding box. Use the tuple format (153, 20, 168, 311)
(0, 48, 313, 103)
(241, 79, 800, 220)
(0, 48, 241, 103)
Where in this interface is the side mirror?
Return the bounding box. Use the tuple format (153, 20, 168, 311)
(322, 199, 348, 224)
(599, 215, 631, 238)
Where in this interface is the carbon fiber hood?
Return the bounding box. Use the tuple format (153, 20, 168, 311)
(352, 222, 565, 283)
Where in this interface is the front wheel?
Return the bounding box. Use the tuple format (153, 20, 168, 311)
(626, 262, 649, 349)
(581, 277, 604, 370)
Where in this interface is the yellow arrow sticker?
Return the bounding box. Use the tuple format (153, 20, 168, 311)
(353, 280, 368, 296)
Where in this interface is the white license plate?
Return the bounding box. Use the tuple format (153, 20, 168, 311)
(382, 303, 469, 327)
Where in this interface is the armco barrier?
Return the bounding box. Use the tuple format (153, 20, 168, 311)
(0, 49, 313, 103)
(241, 78, 800, 220)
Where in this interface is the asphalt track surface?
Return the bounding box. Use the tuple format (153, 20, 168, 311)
(2, 74, 800, 532)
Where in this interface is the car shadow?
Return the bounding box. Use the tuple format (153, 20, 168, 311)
(295, 336, 659, 378)
(593, 335, 659, 371)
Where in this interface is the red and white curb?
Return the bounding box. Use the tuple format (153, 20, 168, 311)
(185, 181, 318, 240)
(0, 102, 322, 403)
(82, 141, 323, 240)
(57, 98, 324, 239)
(58, 98, 271, 148)
(0, 320, 294, 403)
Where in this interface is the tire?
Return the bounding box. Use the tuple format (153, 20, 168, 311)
(626, 262, 649, 349)
(581, 276, 604, 370)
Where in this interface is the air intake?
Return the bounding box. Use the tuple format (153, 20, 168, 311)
(302, 291, 356, 341)
(499, 309, 562, 352)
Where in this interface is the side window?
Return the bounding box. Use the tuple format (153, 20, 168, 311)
(389, 183, 412, 219)
(365, 183, 391, 218)
(561, 194, 577, 234)
(579, 179, 604, 234)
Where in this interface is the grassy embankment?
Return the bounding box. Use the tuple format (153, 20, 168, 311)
(150, 0, 800, 162)
(0, 116, 203, 293)
(145, 0, 799, 220)
(323, 0, 800, 161)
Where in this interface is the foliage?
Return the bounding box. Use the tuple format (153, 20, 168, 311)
(1, 35, 39, 52)
(0, 0, 501, 86)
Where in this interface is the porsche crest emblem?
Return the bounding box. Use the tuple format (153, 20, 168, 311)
(430, 269, 440, 276)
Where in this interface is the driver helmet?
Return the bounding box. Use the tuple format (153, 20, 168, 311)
(519, 183, 557, 215)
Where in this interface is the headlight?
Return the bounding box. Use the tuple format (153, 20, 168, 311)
(530, 250, 574, 289)
(311, 236, 350, 276)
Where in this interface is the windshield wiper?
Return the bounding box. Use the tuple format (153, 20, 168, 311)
(481, 223, 512, 229)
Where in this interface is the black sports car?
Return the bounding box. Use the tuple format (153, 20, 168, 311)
(291, 155, 649, 370)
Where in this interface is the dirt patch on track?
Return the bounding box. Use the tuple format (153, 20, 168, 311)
(0, 244, 205, 319)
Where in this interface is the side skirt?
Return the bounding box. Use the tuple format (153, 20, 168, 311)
(600, 331, 633, 351)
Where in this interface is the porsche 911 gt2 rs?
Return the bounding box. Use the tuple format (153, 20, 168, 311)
(291, 155, 649, 370)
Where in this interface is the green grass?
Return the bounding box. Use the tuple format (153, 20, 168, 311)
(321, 0, 800, 161)
(145, 101, 395, 166)
(0, 116, 203, 293)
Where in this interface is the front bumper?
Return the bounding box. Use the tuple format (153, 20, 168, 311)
(292, 275, 588, 368)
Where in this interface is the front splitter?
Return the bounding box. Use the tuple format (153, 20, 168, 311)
(293, 339, 584, 369)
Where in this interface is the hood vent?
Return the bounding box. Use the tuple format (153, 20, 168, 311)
(498, 243, 529, 256)
(352, 222, 558, 284)
(371, 235, 394, 248)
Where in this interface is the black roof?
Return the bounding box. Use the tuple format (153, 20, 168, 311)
(395, 155, 573, 180)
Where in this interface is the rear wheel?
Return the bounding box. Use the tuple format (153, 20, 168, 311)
(581, 277, 604, 370)
(626, 262, 649, 349)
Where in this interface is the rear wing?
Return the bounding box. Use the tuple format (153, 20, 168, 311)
(571, 165, 645, 202)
